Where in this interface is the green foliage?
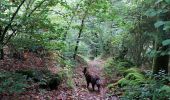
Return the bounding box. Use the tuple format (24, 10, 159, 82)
(16, 69, 63, 90)
(116, 60, 134, 69)
(121, 71, 170, 100)
(104, 58, 135, 78)
(115, 68, 144, 87)
(117, 72, 144, 87)
(165, 0, 170, 4)
(162, 39, 170, 46)
(159, 85, 170, 95)
(16, 69, 51, 82)
(57, 66, 74, 88)
(0, 71, 28, 94)
(104, 58, 116, 78)
(125, 73, 144, 81)
(121, 82, 170, 100)
(145, 8, 157, 17)
(154, 21, 165, 28)
(75, 54, 88, 65)
(10, 32, 46, 50)
(123, 68, 141, 76)
(65, 67, 74, 88)
(16, 70, 34, 79)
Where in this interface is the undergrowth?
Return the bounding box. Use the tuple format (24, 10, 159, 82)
(114, 70, 170, 100)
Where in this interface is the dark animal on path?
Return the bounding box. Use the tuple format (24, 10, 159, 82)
(83, 67, 100, 91)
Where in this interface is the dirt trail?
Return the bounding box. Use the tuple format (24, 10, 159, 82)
(0, 55, 119, 100)
(72, 59, 119, 100)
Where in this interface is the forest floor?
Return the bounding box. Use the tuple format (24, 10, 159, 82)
(0, 52, 120, 100)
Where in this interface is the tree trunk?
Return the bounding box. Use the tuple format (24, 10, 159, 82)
(153, 44, 169, 74)
(152, 11, 170, 74)
(73, 13, 87, 59)
(73, 26, 84, 59)
(0, 48, 4, 60)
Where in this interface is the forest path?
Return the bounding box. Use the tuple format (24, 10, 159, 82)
(72, 58, 119, 100)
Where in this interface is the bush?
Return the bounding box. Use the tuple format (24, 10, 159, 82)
(16, 69, 47, 82)
(123, 68, 141, 76)
(61, 66, 74, 88)
(16, 69, 63, 90)
(120, 71, 170, 100)
(104, 58, 135, 78)
(0, 71, 28, 94)
(104, 58, 116, 78)
(117, 72, 144, 87)
(48, 74, 62, 90)
(121, 81, 170, 100)
(115, 59, 134, 68)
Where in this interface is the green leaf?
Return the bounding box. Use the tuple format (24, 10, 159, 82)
(162, 39, 170, 46)
(163, 21, 170, 30)
(165, 0, 170, 4)
(163, 25, 170, 30)
(160, 85, 170, 92)
(155, 0, 163, 4)
(154, 21, 165, 28)
(145, 9, 157, 17)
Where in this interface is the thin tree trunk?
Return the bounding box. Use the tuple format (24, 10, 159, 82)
(73, 14, 87, 59)
(73, 19, 85, 59)
(0, 48, 4, 60)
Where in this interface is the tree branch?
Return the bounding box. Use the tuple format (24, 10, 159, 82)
(0, 0, 26, 44)
(27, 0, 46, 17)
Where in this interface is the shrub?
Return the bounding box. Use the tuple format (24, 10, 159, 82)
(104, 58, 116, 78)
(115, 59, 134, 68)
(48, 74, 62, 90)
(16, 69, 63, 90)
(120, 71, 170, 100)
(121, 81, 170, 100)
(0, 71, 28, 94)
(123, 68, 141, 76)
(117, 72, 144, 87)
(104, 58, 135, 78)
(16, 69, 46, 82)
(61, 66, 74, 88)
